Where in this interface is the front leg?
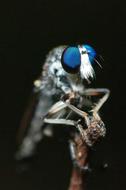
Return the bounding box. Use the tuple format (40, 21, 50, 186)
(62, 102, 106, 146)
(44, 100, 92, 142)
(84, 88, 110, 117)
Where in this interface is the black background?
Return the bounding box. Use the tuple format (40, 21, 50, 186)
(0, 0, 126, 189)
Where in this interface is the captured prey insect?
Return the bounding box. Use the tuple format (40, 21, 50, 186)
(16, 44, 110, 164)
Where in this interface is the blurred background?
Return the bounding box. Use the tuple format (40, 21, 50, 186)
(0, 0, 126, 189)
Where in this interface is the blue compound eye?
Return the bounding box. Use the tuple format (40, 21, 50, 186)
(83, 44, 96, 63)
(61, 46, 81, 74)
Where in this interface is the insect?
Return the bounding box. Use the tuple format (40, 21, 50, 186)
(16, 44, 110, 164)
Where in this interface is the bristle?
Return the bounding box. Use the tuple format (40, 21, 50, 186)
(78, 46, 95, 80)
(80, 60, 95, 80)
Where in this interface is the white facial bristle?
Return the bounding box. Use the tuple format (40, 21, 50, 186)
(78, 46, 95, 80)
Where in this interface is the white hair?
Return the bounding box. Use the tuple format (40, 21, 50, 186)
(78, 46, 95, 80)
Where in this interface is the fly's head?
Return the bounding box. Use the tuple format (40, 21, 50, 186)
(61, 44, 99, 82)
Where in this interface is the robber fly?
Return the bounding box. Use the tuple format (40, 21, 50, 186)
(16, 44, 110, 161)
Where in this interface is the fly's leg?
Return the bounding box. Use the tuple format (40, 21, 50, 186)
(44, 100, 76, 126)
(84, 88, 110, 118)
(62, 102, 106, 146)
(62, 88, 110, 121)
(16, 93, 54, 160)
(44, 100, 91, 141)
(63, 101, 90, 125)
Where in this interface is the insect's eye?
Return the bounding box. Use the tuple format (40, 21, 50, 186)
(61, 46, 81, 74)
(83, 44, 96, 64)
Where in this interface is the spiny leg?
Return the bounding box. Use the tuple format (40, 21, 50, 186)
(62, 101, 90, 126)
(44, 101, 80, 132)
(64, 88, 110, 121)
(45, 100, 67, 117)
(44, 116, 88, 144)
(83, 88, 110, 118)
(62, 101, 106, 145)
(44, 100, 90, 140)
(44, 100, 93, 157)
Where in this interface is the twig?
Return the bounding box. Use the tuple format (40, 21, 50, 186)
(68, 134, 88, 190)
